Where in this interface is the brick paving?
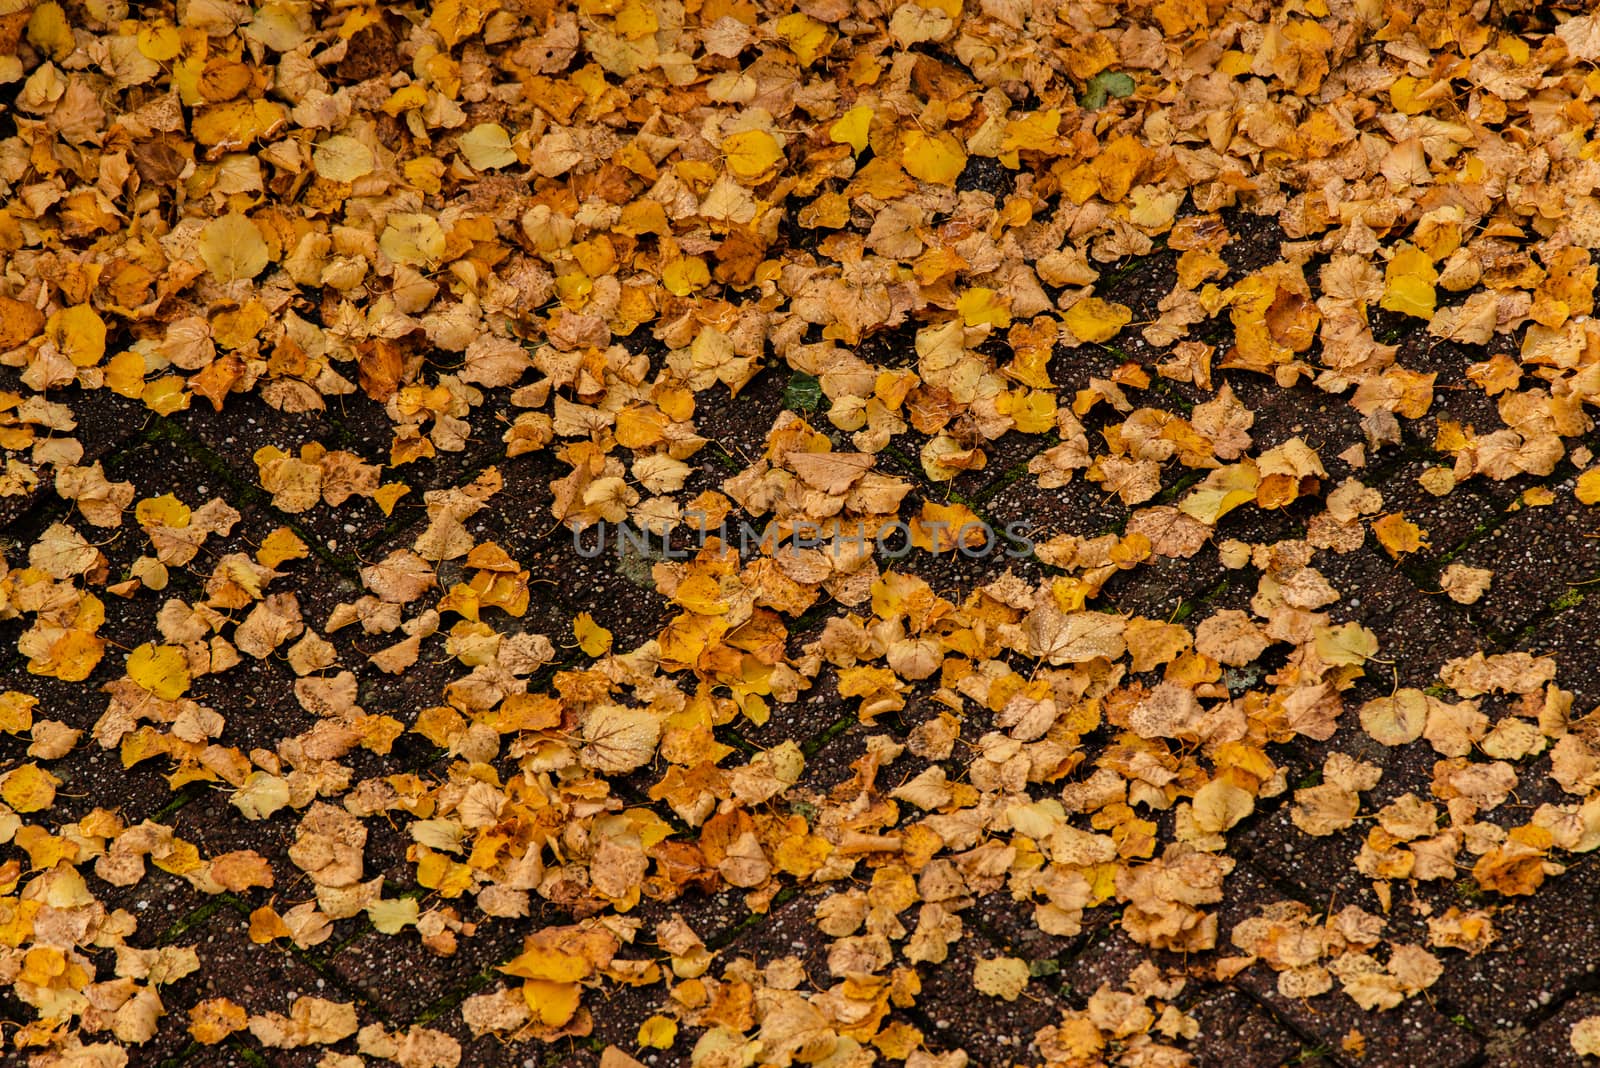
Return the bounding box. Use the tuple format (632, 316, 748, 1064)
(7, 226, 1600, 1068)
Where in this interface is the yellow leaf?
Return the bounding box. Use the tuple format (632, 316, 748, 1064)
(957, 288, 1012, 329)
(829, 106, 873, 154)
(257, 527, 309, 568)
(1372, 512, 1427, 558)
(311, 135, 376, 182)
(127, 643, 191, 701)
(106, 351, 147, 397)
(26, 2, 73, 61)
(2, 764, 60, 813)
(1003, 109, 1063, 155)
(1577, 467, 1600, 505)
(374, 483, 412, 515)
(1314, 622, 1379, 667)
(153, 837, 203, 875)
(581, 704, 662, 772)
(574, 612, 613, 657)
(775, 12, 834, 65)
(522, 979, 582, 1027)
(902, 129, 966, 186)
(722, 130, 784, 183)
(191, 99, 288, 149)
(380, 213, 448, 267)
(188, 999, 248, 1045)
(137, 22, 183, 62)
(662, 256, 710, 296)
(136, 494, 191, 528)
(0, 691, 36, 734)
(637, 1014, 678, 1049)
(1380, 243, 1437, 319)
(248, 905, 290, 943)
(46, 305, 107, 367)
(430, 0, 499, 48)
(0, 295, 44, 350)
(367, 897, 421, 935)
(29, 625, 106, 682)
(972, 957, 1030, 1001)
(459, 123, 519, 170)
(199, 214, 270, 283)
(232, 772, 291, 821)
(1092, 135, 1152, 202)
(1359, 690, 1427, 746)
(1178, 462, 1260, 526)
(1064, 297, 1132, 344)
(503, 944, 592, 982)
(142, 375, 190, 416)
(384, 84, 429, 115)
(1191, 778, 1255, 833)
(910, 501, 987, 553)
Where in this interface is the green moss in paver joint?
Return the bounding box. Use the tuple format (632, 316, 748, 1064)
(323, 917, 376, 959)
(802, 714, 854, 759)
(1551, 588, 1585, 612)
(1147, 377, 1196, 415)
(706, 883, 800, 951)
(152, 784, 204, 821)
(707, 442, 744, 472)
(1151, 468, 1205, 507)
(970, 437, 1056, 505)
(227, 1038, 274, 1067)
(359, 505, 430, 559)
(714, 725, 761, 759)
(146, 417, 364, 580)
(411, 967, 500, 1027)
(157, 897, 228, 945)
(285, 943, 391, 1023)
(1169, 576, 1230, 626)
(156, 1041, 201, 1067)
(790, 600, 838, 633)
(879, 443, 920, 474)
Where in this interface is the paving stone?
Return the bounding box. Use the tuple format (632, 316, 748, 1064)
(1232, 957, 1481, 1068)
(1056, 922, 1185, 1000)
(1429, 859, 1600, 1035)
(157, 906, 369, 1064)
(911, 923, 1076, 1067)
(326, 918, 524, 1024)
(1185, 988, 1307, 1068)
(0, 372, 147, 529)
(174, 383, 528, 559)
(1505, 576, 1600, 711)
(981, 468, 1127, 549)
(969, 888, 1088, 966)
(1490, 990, 1600, 1068)
(1447, 495, 1593, 638)
(1102, 548, 1230, 628)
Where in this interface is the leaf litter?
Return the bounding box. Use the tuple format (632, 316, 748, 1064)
(4, 1, 1600, 1065)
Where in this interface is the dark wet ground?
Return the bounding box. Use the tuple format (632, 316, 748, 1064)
(6, 210, 1600, 1068)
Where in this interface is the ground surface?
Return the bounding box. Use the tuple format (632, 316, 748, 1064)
(7, 241, 1600, 1068)
(10, 3, 1600, 1068)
